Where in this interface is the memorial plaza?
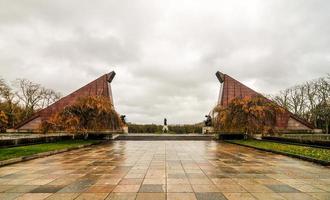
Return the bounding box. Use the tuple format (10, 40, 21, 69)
(0, 141, 329, 200)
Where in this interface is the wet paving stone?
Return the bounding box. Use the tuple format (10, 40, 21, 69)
(136, 192, 165, 200)
(139, 184, 165, 192)
(16, 193, 52, 200)
(167, 173, 187, 178)
(105, 192, 137, 200)
(30, 185, 64, 193)
(57, 179, 94, 193)
(0, 141, 329, 199)
(0, 192, 22, 200)
(167, 193, 197, 200)
(113, 184, 140, 193)
(167, 184, 193, 193)
(5, 185, 39, 193)
(45, 193, 80, 200)
(84, 185, 116, 193)
(75, 192, 109, 200)
(266, 184, 301, 193)
(195, 192, 227, 200)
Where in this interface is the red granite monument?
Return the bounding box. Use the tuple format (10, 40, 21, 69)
(216, 71, 313, 131)
(16, 71, 116, 131)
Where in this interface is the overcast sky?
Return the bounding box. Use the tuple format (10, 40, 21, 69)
(0, 0, 329, 124)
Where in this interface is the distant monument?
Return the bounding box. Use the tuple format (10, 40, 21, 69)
(15, 71, 121, 132)
(215, 71, 313, 131)
(162, 118, 169, 133)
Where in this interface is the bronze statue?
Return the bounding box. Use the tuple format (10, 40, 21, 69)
(162, 118, 168, 133)
(204, 115, 212, 126)
(120, 115, 126, 125)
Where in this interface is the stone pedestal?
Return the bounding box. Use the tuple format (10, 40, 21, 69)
(122, 126, 128, 134)
(202, 127, 214, 134)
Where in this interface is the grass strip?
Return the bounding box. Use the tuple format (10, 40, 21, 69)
(229, 140, 330, 162)
(0, 140, 99, 161)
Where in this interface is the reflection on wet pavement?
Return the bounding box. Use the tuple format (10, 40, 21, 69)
(0, 141, 329, 200)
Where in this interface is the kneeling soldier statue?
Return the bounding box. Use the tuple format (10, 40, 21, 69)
(204, 115, 212, 126)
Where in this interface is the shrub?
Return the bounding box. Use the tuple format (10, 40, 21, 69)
(213, 95, 284, 136)
(41, 96, 122, 133)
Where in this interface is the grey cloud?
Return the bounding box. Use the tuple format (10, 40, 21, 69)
(43, 32, 140, 64)
(0, 0, 329, 124)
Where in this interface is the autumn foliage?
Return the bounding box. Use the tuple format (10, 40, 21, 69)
(0, 110, 8, 132)
(213, 96, 284, 136)
(41, 96, 122, 133)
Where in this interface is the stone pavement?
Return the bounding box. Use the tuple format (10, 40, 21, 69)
(0, 141, 329, 200)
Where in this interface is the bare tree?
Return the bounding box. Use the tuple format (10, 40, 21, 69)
(272, 89, 290, 109)
(314, 101, 330, 134)
(39, 88, 61, 108)
(316, 77, 330, 104)
(14, 79, 46, 119)
(271, 75, 330, 133)
(288, 85, 306, 117)
(0, 78, 11, 103)
(305, 80, 319, 126)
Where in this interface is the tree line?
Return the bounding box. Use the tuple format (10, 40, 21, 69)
(271, 75, 330, 133)
(0, 78, 61, 131)
(127, 123, 202, 134)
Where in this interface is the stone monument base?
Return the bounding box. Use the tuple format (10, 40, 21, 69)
(122, 126, 128, 134)
(202, 127, 214, 134)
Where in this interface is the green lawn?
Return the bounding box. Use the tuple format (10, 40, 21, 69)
(229, 140, 330, 162)
(0, 140, 99, 161)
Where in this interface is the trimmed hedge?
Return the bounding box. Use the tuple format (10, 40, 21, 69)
(262, 136, 330, 147)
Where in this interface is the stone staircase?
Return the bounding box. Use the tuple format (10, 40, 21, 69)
(115, 133, 215, 140)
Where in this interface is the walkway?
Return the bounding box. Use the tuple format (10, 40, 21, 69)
(0, 141, 329, 200)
